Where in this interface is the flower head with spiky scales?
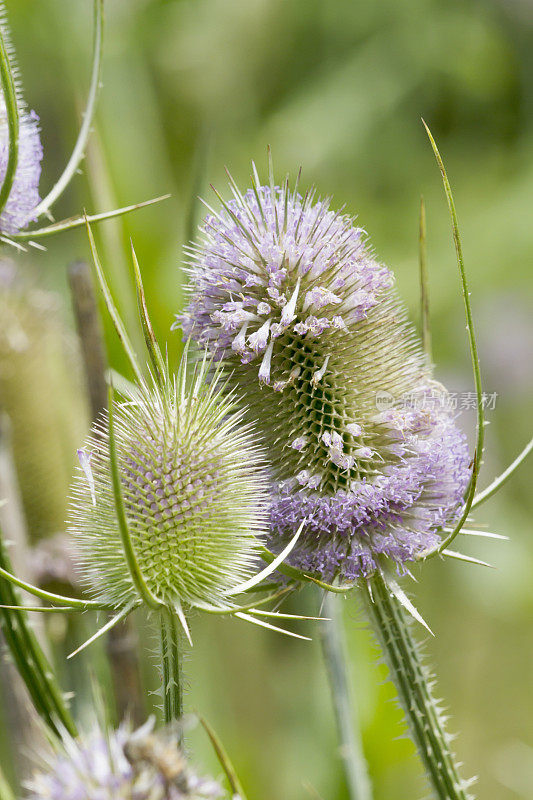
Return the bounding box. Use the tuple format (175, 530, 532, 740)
(178, 167, 471, 582)
(0, 7, 42, 235)
(25, 718, 225, 800)
(68, 354, 269, 616)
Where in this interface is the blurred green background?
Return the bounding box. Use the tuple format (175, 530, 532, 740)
(1, 0, 532, 797)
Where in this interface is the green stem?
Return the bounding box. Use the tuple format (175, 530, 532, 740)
(160, 608, 183, 724)
(320, 592, 372, 800)
(361, 574, 474, 800)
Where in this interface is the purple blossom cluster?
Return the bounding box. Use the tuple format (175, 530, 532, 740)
(271, 398, 470, 580)
(25, 721, 224, 800)
(178, 178, 393, 387)
(180, 171, 472, 581)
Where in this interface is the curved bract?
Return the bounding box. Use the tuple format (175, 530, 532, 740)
(179, 169, 471, 581)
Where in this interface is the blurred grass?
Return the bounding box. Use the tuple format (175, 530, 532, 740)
(1, 0, 532, 797)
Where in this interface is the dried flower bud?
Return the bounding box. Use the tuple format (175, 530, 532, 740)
(179, 172, 470, 581)
(68, 357, 268, 611)
(25, 719, 225, 799)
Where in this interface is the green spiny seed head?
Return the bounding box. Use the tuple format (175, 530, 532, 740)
(68, 355, 268, 611)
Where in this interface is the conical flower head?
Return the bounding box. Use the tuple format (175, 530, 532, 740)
(0, 9, 42, 234)
(68, 355, 268, 610)
(179, 170, 471, 581)
(25, 719, 225, 799)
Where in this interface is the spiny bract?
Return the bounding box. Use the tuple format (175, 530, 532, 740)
(25, 719, 224, 800)
(0, 8, 42, 235)
(178, 169, 471, 581)
(68, 356, 268, 611)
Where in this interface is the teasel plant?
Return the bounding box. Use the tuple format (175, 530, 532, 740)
(0, 0, 166, 251)
(0, 216, 323, 752)
(177, 134, 533, 800)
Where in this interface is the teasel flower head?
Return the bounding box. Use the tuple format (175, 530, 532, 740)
(25, 718, 225, 800)
(178, 167, 471, 582)
(0, 8, 43, 235)
(68, 353, 269, 615)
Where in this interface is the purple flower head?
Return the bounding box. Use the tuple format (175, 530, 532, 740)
(179, 168, 471, 582)
(0, 12, 43, 236)
(178, 173, 393, 386)
(0, 105, 42, 234)
(25, 719, 225, 800)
